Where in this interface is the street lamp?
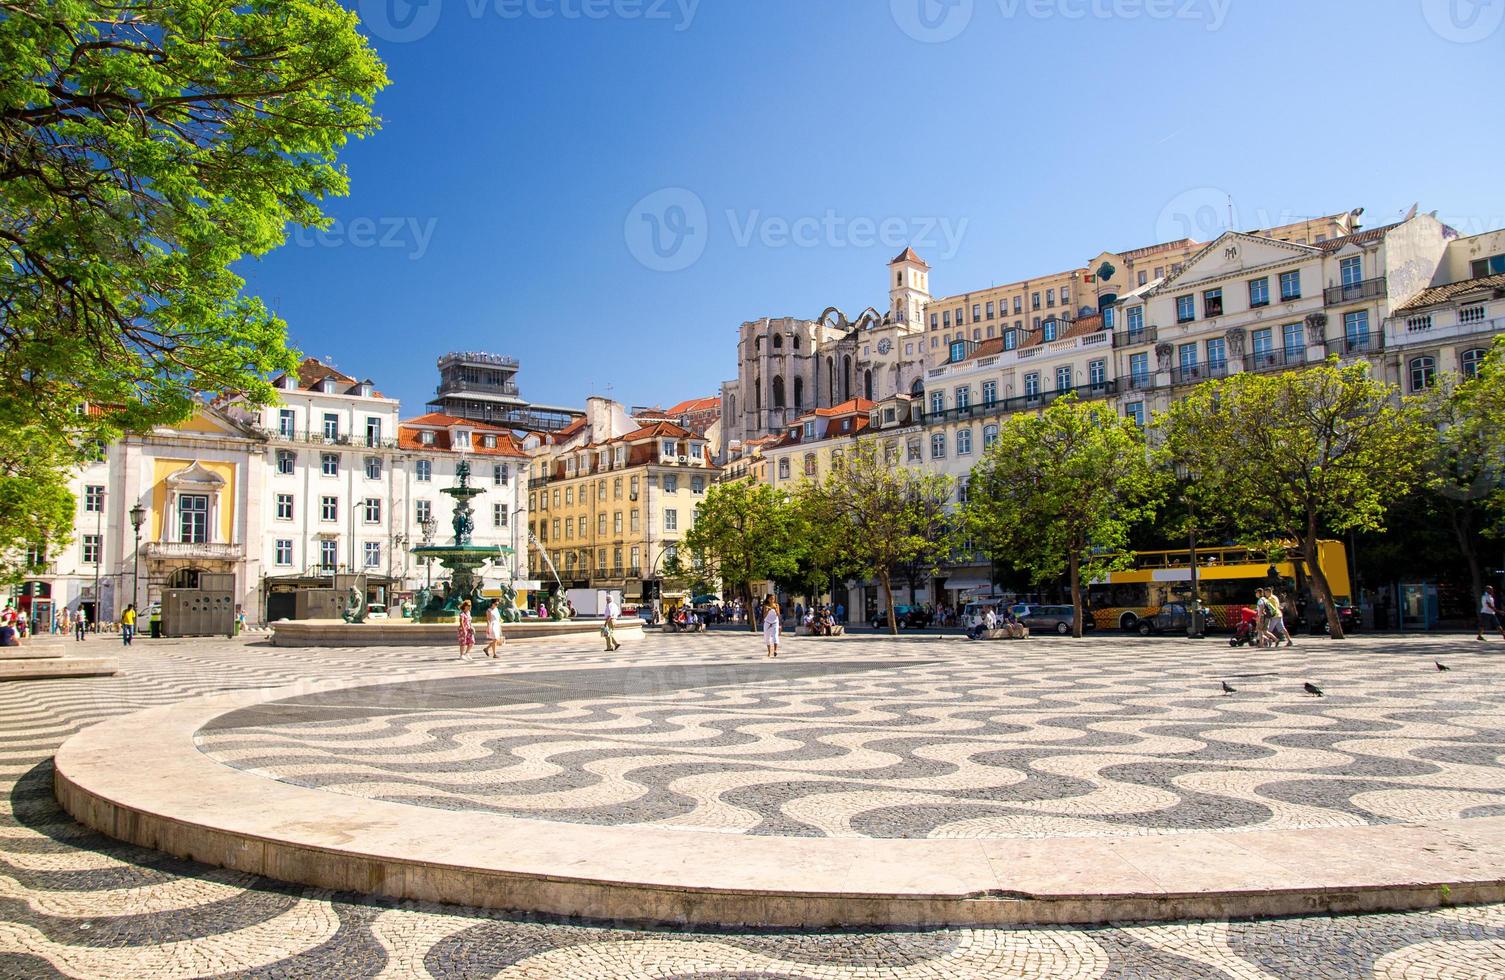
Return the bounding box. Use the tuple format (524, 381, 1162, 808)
(129, 502, 145, 614)
(91, 487, 104, 632)
(420, 516, 438, 587)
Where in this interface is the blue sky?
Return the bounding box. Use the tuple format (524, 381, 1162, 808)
(237, 0, 1505, 416)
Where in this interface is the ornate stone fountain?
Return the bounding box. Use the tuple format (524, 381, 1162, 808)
(408, 461, 513, 623)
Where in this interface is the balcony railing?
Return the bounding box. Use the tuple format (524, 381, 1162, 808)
(920, 381, 1119, 425)
(1326, 334, 1385, 356)
(1112, 326, 1158, 348)
(1171, 361, 1231, 386)
(263, 428, 401, 450)
(1120, 373, 1157, 393)
(1245, 348, 1307, 373)
(141, 541, 245, 561)
(436, 379, 521, 398)
(1324, 277, 1388, 306)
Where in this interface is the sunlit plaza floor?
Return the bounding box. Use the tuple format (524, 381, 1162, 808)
(7, 630, 1505, 977)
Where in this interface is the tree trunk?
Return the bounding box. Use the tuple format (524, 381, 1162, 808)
(1447, 502, 1484, 621)
(1068, 548, 1083, 639)
(744, 581, 758, 633)
(1304, 527, 1344, 639)
(880, 568, 898, 636)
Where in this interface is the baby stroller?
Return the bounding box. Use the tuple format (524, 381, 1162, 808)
(1229, 606, 1259, 647)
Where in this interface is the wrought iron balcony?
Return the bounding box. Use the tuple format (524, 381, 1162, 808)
(1245, 348, 1307, 373)
(1324, 277, 1388, 306)
(1170, 361, 1230, 386)
(141, 541, 245, 561)
(1326, 334, 1385, 356)
(920, 381, 1119, 425)
(1112, 326, 1158, 348)
(262, 428, 401, 450)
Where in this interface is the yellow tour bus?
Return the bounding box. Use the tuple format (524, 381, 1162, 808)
(1086, 541, 1352, 632)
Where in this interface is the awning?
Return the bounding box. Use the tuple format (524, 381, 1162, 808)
(941, 577, 993, 592)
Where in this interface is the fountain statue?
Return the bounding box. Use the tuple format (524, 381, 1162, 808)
(408, 461, 513, 623)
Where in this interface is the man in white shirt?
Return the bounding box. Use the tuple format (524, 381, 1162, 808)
(603, 595, 621, 652)
(1481, 586, 1504, 642)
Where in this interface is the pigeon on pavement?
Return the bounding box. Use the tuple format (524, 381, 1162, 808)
(1436, 662, 1451, 672)
(1304, 682, 1324, 697)
(1221, 681, 1236, 695)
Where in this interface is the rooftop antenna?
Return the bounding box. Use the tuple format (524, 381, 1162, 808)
(1227, 195, 1235, 231)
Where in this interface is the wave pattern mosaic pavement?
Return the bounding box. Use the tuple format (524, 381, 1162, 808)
(4, 631, 1505, 976)
(195, 644, 1505, 839)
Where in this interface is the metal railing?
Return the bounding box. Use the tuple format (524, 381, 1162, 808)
(262, 428, 402, 450)
(1112, 326, 1158, 348)
(1324, 277, 1387, 305)
(1245, 348, 1307, 373)
(920, 381, 1119, 424)
(1170, 361, 1230, 386)
(141, 542, 245, 560)
(436, 379, 520, 398)
(1326, 334, 1385, 356)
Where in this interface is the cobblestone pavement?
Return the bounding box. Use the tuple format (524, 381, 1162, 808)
(4, 631, 1505, 977)
(196, 640, 1505, 839)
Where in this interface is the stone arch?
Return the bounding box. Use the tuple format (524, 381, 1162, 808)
(773, 334, 783, 350)
(793, 376, 804, 410)
(864, 369, 873, 401)
(910, 378, 924, 397)
(772, 375, 786, 409)
(842, 356, 852, 402)
(826, 357, 835, 406)
(754, 377, 761, 415)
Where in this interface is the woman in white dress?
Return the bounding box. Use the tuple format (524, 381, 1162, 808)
(483, 601, 504, 658)
(762, 595, 781, 658)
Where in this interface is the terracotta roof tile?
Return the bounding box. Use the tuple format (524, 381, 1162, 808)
(1395, 273, 1505, 313)
(664, 396, 720, 415)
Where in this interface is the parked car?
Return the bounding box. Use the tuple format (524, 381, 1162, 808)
(1012, 603, 1095, 636)
(365, 603, 388, 620)
(871, 604, 933, 629)
(1133, 602, 1196, 636)
(1321, 602, 1361, 634)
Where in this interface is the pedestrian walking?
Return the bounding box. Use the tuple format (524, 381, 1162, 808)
(603, 594, 622, 651)
(120, 604, 136, 646)
(456, 600, 476, 660)
(1265, 590, 1293, 647)
(483, 600, 503, 658)
(1480, 586, 1505, 642)
(762, 594, 781, 658)
(74, 607, 87, 641)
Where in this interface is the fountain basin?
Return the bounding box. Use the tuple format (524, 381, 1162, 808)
(269, 617, 644, 647)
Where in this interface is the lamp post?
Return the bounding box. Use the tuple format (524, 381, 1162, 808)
(129, 503, 145, 614)
(420, 516, 437, 587)
(91, 488, 104, 632)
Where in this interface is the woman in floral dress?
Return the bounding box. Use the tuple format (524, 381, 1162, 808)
(457, 600, 476, 660)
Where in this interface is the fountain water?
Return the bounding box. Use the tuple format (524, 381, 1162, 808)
(408, 461, 513, 623)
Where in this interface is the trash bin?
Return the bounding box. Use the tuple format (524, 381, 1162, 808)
(150, 618, 162, 639)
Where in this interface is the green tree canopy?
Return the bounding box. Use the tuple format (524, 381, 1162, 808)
(681, 479, 807, 631)
(2, 0, 387, 433)
(795, 439, 956, 635)
(1, 0, 386, 575)
(964, 396, 1164, 637)
(0, 418, 79, 585)
(1157, 360, 1425, 638)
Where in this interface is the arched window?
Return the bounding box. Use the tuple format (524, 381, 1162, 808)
(826, 357, 835, 404)
(864, 369, 873, 401)
(754, 378, 761, 413)
(793, 376, 804, 409)
(983, 424, 999, 450)
(1409, 356, 1436, 393)
(773, 334, 783, 349)
(803, 453, 817, 477)
(843, 356, 852, 402)
(755, 337, 762, 352)
(911, 378, 924, 397)
(793, 334, 801, 350)
(1461, 347, 1488, 379)
(772, 375, 786, 408)
(957, 428, 973, 455)
(778, 458, 790, 479)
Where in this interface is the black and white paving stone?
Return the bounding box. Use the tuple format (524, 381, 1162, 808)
(4, 631, 1505, 977)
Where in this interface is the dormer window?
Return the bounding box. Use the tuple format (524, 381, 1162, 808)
(419, 431, 435, 446)
(455, 430, 470, 448)
(483, 435, 496, 448)
(803, 421, 815, 439)
(357, 380, 373, 397)
(661, 439, 675, 456)
(321, 378, 338, 393)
